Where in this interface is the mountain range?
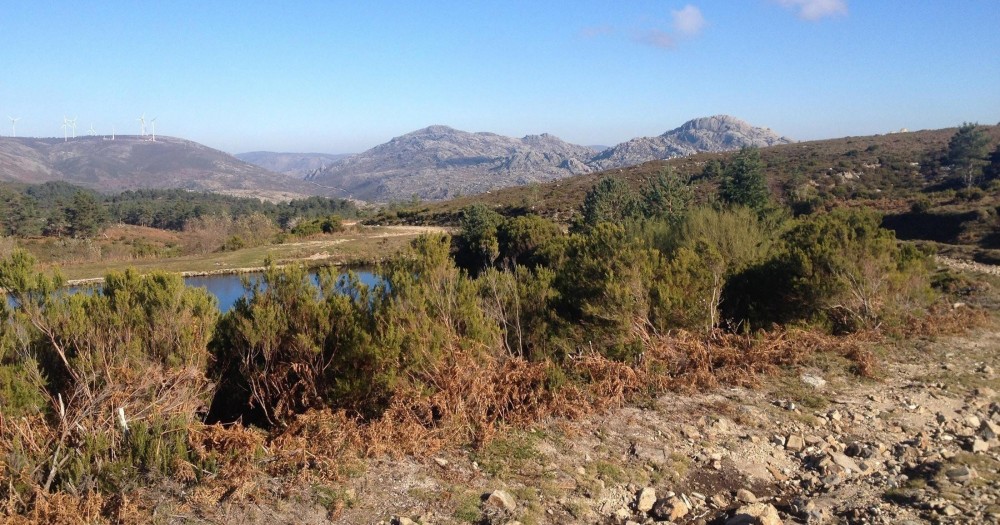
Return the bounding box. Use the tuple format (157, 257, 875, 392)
(0, 136, 317, 201)
(0, 115, 791, 203)
(299, 115, 792, 202)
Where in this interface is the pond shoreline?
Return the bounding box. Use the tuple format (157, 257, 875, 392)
(62, 260, 362, 287)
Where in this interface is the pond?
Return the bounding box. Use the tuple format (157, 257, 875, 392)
(6, 268, 380, 314)
(184, 268, 380, 313)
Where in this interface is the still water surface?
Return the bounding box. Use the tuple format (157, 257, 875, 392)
(8, 269, 382, 314)
(184, 269, 380, 313)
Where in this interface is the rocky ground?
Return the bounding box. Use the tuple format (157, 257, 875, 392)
(168, 268, 1000, 525)
(333, 326, 997, 525)
(190, 320, 998, 525)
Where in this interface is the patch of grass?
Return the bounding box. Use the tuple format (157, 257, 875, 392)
(950, 452, 1000, 488)
(473, 432, 541, 480)
(666, 452, 692, 481)
(563, 498, 590, 520)
(312, 484, 355, 517)
(452, 490, 483, 523)
(593, 461, 626, 484)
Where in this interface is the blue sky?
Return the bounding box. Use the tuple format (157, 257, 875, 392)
(1, 1, 997, 154)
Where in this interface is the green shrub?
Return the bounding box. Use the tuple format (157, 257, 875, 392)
(478, 265, 560, 361)
(774, 209, 932, 332)
(210, 263, 372, 426)
(0, 361, 47, 418)
(910, 197, 933, 213)
(496, 214, 564, 268)
(552, 223, 655, 360)
(0, 251, 219, 495)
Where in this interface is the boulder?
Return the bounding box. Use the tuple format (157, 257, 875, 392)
(636, 487, 656, 512)
(486, 490, 517, 512)
(726, 503, 783, 525)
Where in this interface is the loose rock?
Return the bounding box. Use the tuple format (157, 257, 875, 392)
(636, 487, 656, 512)
(726, 503, 783, 525)
(651, 496, 690, 521)
(486, 490, 517, 512)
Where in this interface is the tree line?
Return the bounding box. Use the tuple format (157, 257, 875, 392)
(0, 181, 358, 238)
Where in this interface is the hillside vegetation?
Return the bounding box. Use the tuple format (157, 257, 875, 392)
(1, 127, 991, 523)
(379, 124, 1000, 262)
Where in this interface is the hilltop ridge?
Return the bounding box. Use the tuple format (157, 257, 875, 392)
(0, 135, 316, 201)
(306, 115, 789, 202)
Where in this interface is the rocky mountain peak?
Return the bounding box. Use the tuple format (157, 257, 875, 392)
(306, 115, 792, 202)
(672, 114, 755, 134)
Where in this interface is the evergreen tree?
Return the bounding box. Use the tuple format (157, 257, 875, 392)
(65, 191, 107, 238)
(574, 176, 639, 232)
(946, 122, 991, 187)
(640, 168, 693, 224)
(456, 204, 504, 270)
(719, 147, 770, 214)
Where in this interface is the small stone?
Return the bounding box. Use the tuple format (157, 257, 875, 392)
(681, 424, 701, 439)
(801, 374, 827, 389)
(486, 490, 517, 512)
(433, 457, 448, 467)
(766, 465, 788, 482)
(785, 435, 805, 452)
(736, 488, 758, 503)
(972, 439, 990, 453)
(829, 452, 862, 474)
(942, 504, 962, 517)
(711, 493, 729, 508)
(576, 466, 586, 475)
(651, 497, 689, 521)
(636, 487, 657, 512)
(393, 517, 417, 525)
(945, 465, 977, 483)
(726, 503, 783, 525)
(981, 420, 1000, 440)
(967, 415, 982, 428)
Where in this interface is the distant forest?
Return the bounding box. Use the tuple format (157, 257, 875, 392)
(0, 181, 358, 238)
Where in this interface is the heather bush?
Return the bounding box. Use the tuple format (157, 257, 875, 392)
(733, 209, 934, 332)
(0, 251, 218, 497)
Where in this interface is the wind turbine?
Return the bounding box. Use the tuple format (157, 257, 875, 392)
(8, 116, 19, 137)
(137, 113, 146, 136)
(112, 125, 116, 140)
(149, 117, 157, 141)
(88, 124, 96, 136)
(68, 117, 78, 138)
(62, 117, 69, 141)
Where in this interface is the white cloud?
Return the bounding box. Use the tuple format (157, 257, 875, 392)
(672, 5, 706, 37)
(776, 0, 848, 20)
(636, 29, 676, 49)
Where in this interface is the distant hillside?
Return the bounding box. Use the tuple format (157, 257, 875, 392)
(376, 125, 1000, 233)
(590, 115, 793, 170)
(307, 125, 598, 202)
(235, 151, 352, 177)
(0, 136, 317, 201)
(308, 115, 788, 202)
